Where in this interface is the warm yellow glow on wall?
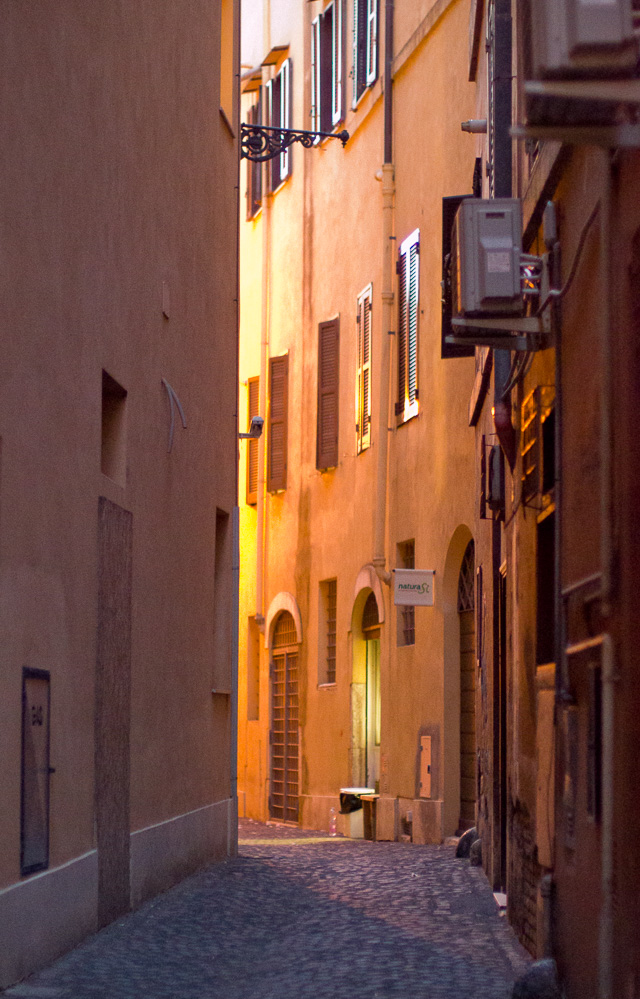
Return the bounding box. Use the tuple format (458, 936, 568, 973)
(220, 0, 234, 125)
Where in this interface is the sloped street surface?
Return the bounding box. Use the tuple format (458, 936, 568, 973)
(4, 820, 529, 999)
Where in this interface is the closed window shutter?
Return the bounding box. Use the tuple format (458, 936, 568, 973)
(317, 319, 340, 469)
(246, 377, 260, 504)
(356, 286, 372, 453)
(268, 355, 288, 491)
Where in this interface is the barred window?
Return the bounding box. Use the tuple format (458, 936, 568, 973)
(397, 540, 415, 646)
(319, 579, 337, 685)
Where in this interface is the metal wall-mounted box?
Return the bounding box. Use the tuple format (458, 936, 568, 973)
(451, 199, 523, 318)
(532, 0, 636, 79)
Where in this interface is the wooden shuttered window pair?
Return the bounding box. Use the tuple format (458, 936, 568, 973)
(246, 377, 260, 505)
(268, 354, 288, 492)
(356, 285, 372, 454)
(396, 229, 420, 421)
(317, 319, 340, 470)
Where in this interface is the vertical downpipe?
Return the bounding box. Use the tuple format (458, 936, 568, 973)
(491, 0, 512, 890)
(230, 0, 242, 858)
(373, 0, 395, 586)
(598, 152, 614, 999)
(256, 67, 272, 630)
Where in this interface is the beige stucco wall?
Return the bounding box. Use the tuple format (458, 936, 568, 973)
(0, 0, 239, 985)
(238, 0, 477, 840)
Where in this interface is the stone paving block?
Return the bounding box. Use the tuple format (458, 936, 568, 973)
(2, 821, 530, 999)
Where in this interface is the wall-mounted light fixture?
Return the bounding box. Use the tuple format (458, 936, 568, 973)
(239, 416, 264, 440)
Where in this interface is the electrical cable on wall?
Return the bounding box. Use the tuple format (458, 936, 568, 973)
(161, 378, 187, 453)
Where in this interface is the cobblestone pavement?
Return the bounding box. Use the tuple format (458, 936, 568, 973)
(5, 820, 530, 999)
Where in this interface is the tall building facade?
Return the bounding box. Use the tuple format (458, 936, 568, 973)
(238, 0, 480, 845)
(0, 2, 240, 987)
(449, 0, 640, 992)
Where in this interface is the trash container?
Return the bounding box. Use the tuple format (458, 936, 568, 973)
(360, 794, 379, 841)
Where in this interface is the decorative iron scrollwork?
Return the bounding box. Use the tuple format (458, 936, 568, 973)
(241, 123, 349, 162)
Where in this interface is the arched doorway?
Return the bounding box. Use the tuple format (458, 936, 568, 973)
(269, 611, 299, 822)
(458, 540, 476, 831)
(362, 592, 381, 789)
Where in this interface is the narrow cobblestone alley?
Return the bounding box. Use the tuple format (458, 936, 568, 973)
(4, 821, 529, 999)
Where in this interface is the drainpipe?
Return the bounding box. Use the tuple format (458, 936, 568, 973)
(598, 151, 614, 999)
(255, 66, 272, 630)
(373, 0, 394, 587)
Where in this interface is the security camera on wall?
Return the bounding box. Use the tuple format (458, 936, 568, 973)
(239, 415, 264, 440)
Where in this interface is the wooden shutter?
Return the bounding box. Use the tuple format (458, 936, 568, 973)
(311, 17, 320, 133)
(356, 286, 371, 453)
(407, 238, 419, 405)
(268, 354, 288, 491)
(397, 250, 406, 416)
(397, 230, 419, 420)
(246, 376, 260, 504)
(441, 195, 474, 358)
(319, 10, 333, 132)
(332, 0, 343, 126)
(353, 0, 367, 104)
(317, 319, 340, 469)
(366, 0, 378, 86)
(280, 59, 291, 181)
(246, 98, 262, 220)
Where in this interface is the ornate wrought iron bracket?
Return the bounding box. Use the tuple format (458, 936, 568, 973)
(241, 123, 349, 161)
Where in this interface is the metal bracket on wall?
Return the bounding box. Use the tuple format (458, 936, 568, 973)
(241, 123, 349, 161)
(448, 316, 553, 352)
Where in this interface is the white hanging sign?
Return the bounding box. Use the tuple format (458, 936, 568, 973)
(393, 569, 435, 606)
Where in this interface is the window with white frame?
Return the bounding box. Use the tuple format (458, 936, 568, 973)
(311, 1, 344, 134)
(396, 229, 420, 423)
(356, 284, 372, 454)
(352, 0, 378, 106)
(266, 58, 292, 190)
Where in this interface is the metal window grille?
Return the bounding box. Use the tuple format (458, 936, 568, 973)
(362, 590, 380, 634)
(457, 540, 475, 612)
(521, 386, 555, 504)
(325, 579, 337, 683)
(398, 540, 415, 646)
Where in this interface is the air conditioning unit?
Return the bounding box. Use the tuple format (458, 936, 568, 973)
(532, 0, 637, 79)
(451, 199, 523, 319)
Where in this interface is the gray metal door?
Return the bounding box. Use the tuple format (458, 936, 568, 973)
(21, 668, 52, 875)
